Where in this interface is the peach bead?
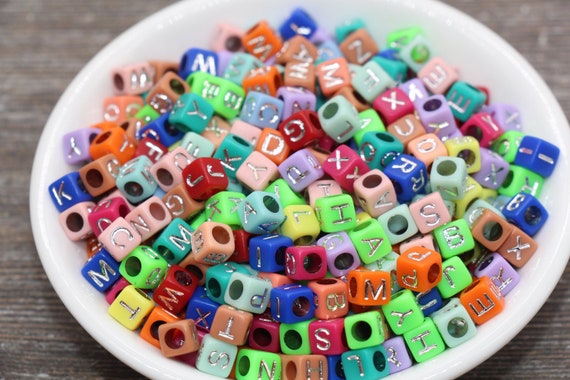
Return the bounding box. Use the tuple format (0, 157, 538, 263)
(353, 169, 398, 217)
(408, 191, 452, 234)
(125, 196, 172, 242)
(158, 319, 200, 357)
(210, 304, 254, 345)
(236, 151, 280, 191)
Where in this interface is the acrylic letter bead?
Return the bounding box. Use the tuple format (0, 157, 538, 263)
(278, 148, 324, 192)
(169, 93, 214, 134)
(281, 354, 328, 380)
(352, 59, 395, 103)
(383, 336, 413, 374)
(497, 225, 538, 268)
(278, 110, 324, 152)
(280, 205, 321, 245)
(359, 131, 403, 170)
(135, 136, 169, 164)
(242, 20, 282, 61)
(153, 265, 198, 314)
(151, 217, 193, 264)
(446, 81, 487, 122)
(280, 319, 313, 355)
(341, 345, 389, 379)
(460, 112, 503, 148)
(399, 77, 429, 105)
(214, 133, 255, 179)
(139, 306, 180, 349)
(98, 216, 142, 261)
(322, 144, 370, 192)
(205, 263, 249, 304)
(354, 108, 386, 146)
(398, 33, 432, 72)
(514, 135, 559, 177)
(502, 192, 548, 236)
(139, 113, 185, 149)
(279, 7, 318, 40)
(453, 176, 484, 218)
(179, 47, 218, 79)
(255, 128, 291, 165)
(433, 218, 475, 259)
(224, 271, 272, 314)
(459, 276, 505, 325)
(406, 133, 448, 169)
(149, 147, 192, 192)
(326, 355, 345, 380)
(306, 180, 343, 208)
(195, 334, 237, 378)
(158, 318, 200, 358)
(436, 256, 473, 298)
(383, 154, 427, 203)
(339, 28, 378, 64)
(316, 232, 361, 277)
(415, 94, 459, 141)
(115, 156, 157, 205)
(377, 204, 419, 245)
(485, 103, 523, 131)
(403, 317, 446, 363)
(248, 312, 281, 353)
(235, 349, 282, 380)
(186, 286, 220, 331)
(249, 234, 291, 272)
(396, 246, 442, 293)
(265, 178, 306, 208)
(58, 201, 95, 241)
(103, 96, 143, 124)
(203, 191, 245, 228)
(88, 197, 130, 237)
(318, 95, 359, 143)
(210, 304, 253, 345)
(62, 127, 101, 165)
(112, 61, 155, 95)
(223, 51, 262, 84)
(81, 248, 121, 292)
(444, 136, 482, 175)
(48, 171, 92, 212)
(348, 218, 392, 264)
(381, 288, 424, 335)
(471, 207, 514, 250)
(182, 157, 228, 201)
(430, 156, 468, 201)
(373, 87, 414, 125)
(408, 191, 451, 234)
(192, 221, 235, 265)
(187, 71, 246, 120)
(347, 268, 391, 306)
(353, 169, 398, 218)
(471, 147, 510, 189)
(146, 72, 189, 115)
(284, 60, 317, 92)
(270, 284, 315, 323)
(316, 57, 351, 97)
(417, 56, 459, 94)
(284, 245, 327, 281)
(236, 151, 280, 191)
(119, 246, 168, 289)
(344, 310, 385, 349)
(79, 153, 121, 197)
(314, 194, 357, 233)
(125, 195, 171, 241)
(387, 113, 426, 147)
(108, 285, 154, 330)
(308, 278, 349, 320)
(474, 252, 520, 296)
(373, 54, 408, 82)
(276, 85, 317, 120)
(431, 297, 477, 348)
(498, 164, 544, 198)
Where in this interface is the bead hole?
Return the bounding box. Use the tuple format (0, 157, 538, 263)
(457, 149, 476, 167)
(283, 329, 302, 349)
(174, 270, 194, 287)
(125, 181, 144, 197)
(303, 253, 322, 273)
(85, 168, 104, 188)
(228, 279, 244, 300)
(165, 327, 186, 349)
(149, 201, 167, 220)
(334, 252, 355, 270)
(524, 206, 542, 225)
(66, 212, 84, 232)
(225, 35, 242, 52)
(448, 317, 469, 338)
(362, 174, 383, 188)
(263, 195, 280, 213)
(322, 102, 338, 119)
(238, 356, 251, 376)
(207, 278, 222, 298)
(212, 225, 231, 244)
(436, 160, 457, 176)
(292, 296, 310, 317)
(352, 320, 372, 341)
(428, 263, 440, 283)
(113, 73, 124, 91)
(482, 221, 504, 241)
(387, 214, 409, 235)
(373, 350, 387, 371)
(252, 327, 272, 347)
(423, 98, 442, 112)
(125, 256, 142, 277)
(169, 79, 186, 95)
(156, 168, 174, 186)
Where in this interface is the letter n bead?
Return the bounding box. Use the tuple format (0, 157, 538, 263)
(235, 349, 282, 380)
(281, 354, 329, 380)
(460, 276, 505, 324)
(285, 245, 327, 281)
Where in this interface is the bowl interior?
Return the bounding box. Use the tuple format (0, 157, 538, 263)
(30, 0, 570, 379)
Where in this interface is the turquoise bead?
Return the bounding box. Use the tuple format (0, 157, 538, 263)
(115, 156, 158, 205)
(352, 59, 396, 103)
(446, 81, 487, 122)
(341, 345, 389, 379)
(152, 218, 194, 264)
(335, 18, 366, 41)
(223, 52, 264, 85)
(431, 297, 477, 348)
(238, 191, 285, 234)
(169, 92, 214, 134)
(318, 95, 360, 143)
(195, 334, 238, 378)
(213, 133, 254, 179)
(372, 55, 408, 82)
(358, 131, 404, 170)
(205, 263, 249, 304)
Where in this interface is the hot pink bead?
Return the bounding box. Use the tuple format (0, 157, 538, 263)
(417, 56, 459, 95)
(408, 191, 452, 234)
(88, 197, 131, 237)
(150, 146, 194, 192)
(230, 119, 262, 146)
(309, 318, 349, 355)
(98, 216, 142, 261)
(125, 196, 172, 242)
(285, 245, 328, 281)
(352, 169, 398, 218)
(235, 151, 280, 191)
(58, 201, 96, 241)
(373, 87, 414, 125)
(306, 179, 343, 208)
(276, 86, 317, 120)
(111, 61, 155, 95)
(210, 22, 245, 52)
(322, 144, 370, 192)
(459, 112, 504, 148)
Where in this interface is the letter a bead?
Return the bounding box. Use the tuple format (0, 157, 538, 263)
(238, 191, 285, 234)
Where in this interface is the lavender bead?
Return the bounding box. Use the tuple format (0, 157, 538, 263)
(484, 103, 523, 131)
(474, 252, 520, 296)
(416, 94, 459, 141)
(276, 86, 316, 120)
(62, 127, 101, 165)
(472, 147, 510, 189)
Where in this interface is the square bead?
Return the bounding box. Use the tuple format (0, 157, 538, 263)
(377, 204, 419, 245)
(265, 178, 306, 208)
(352, 59, 395, 103)
(373, 54, 408, 82)
(285, 245, 327, 281)
(398, 33, 432, 72)
(417, 56, 459, 94)
(152, 217, 194, 264)
(79, 153, 121, 197)
(279, 7, 318, 40)
(119, 246, 169, 289)
(316, 232, 361, 277)
(314, 194, 357, 233)
(103, 96, 144, 124)
(383, 154, 427, 203)
(406, 133, 448, 170)
(498, 164, 544, 198)
(502, 192, 548, 236)
(276, 86, 316, 120)
(347, 268, 391, 306)
(430, 156, 468, 201)
(249, 234, 292, 272)
(383, 336, 413, 374)
(255, 128, 291, 165)
(182, 157, 229, 201)
(446, 81, 487, 122)
(62, 127, 101, 165)
(58, 201, 95, 241)
(125, 195, 172, 242)
(454, 176, 484, 218)
(354, 108, 386, 146)
(459, 276, 505, 325)
(497, 225, 538, 268)
(210, 304, 254, 345)
(408, 192, 451, 234)
(403, 317, 446, 363)
(514, 135, 560, 177)
(135, 136, 169, 164)
(235, 349, 282, 380)
(270, 284, 315, 324)
(460, 112, 504, 148)
(203, 191, 244, 228)
(280, 354, 328, 380)
(316, 57, 351, 97)
(373, 87, 414, 125)
(179, 47, 218, 79)
(348, 218, 392, 264)
(278, 109, 324, 152)
(492, 130, 525, 163)
(112, 62, 155, 95)
(150, 147, 193, 192)
(433, 219, 475, 259)
(108, 285, 154, 330)
(239, 90, 284, 128)
(242, 20, 283, 61)
(169, 93, 214, 134)
(139, 306, 180, 349)
(306, 180, 343, 209)
(471, 147, 510, 189)
(485, 103, 523, 131)
(474, 252, 520, 296)
(353, 169, 398, 218)
(387, 114, 426, 146)
(146, 71, 189, 115)
(284, 61, 316, 92)
(238, 191, 285, 234)
(138, 113, 184, 147)
(248, 312, 282, 353)
(322, 144, 370, 192)
(278, 148, 324, 192)
(339, 28, 379, 65)
(213, 133, 255, 179)
(416, 94, 459, 141)
(359, 131, 404, 170)
(236, 151, 280, 191)
(153, 265, 198, 314)
(280, 319, 313, 355)
(318, 95, 360, 143)
(192, 221, 235, 265)
(188, 72, 246, 120)
(471, 208, 514, 252)
(399, 77, 430, 105)
(432, 297, 477, 348)
(326, 355, 345, 380)
(48, 171, 93, 212)
(307, 278, 349, 320)
(341, 345, 389, 379)
(158, 319, 200, 357)
(396, 246, 442, 293)
(98, 216, 142, 261)
(415, 287, 444, 317)
(195, 334, 238, 378)
(223, 52, 263, 84)
(204, 263, 249, 304)
(186, 286, 221, 331)
(224, 271, 273, 314)
(436, 256, 473, 298)
(280, 205, 321, 245)
(81, 248, 121, 292)
(381, 288, 424, 335)
(115, 156, 158, 205)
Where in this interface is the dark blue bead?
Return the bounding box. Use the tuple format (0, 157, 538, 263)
(502, 192, 549, 236)
(269, 284, 315, 323)
(279, 7, 318, 40)
(414, 287, 444, 317)
(48, 171, 92, 212)
(185, 286, 220, 331)
(138, 112, 183, 147)
(513, 135, 559, 177)
(81, 248, 121, 292)
(383, 154, 427, 203)
(179, 47, 218, 80)
(327, 355, 346, 380)
(249, 234, 292, 272)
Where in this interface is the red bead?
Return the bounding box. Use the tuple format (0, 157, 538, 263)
(322, 144, 370, 193)
(278, 109, 324, 151)
(231, 229, 252, 263)
(134, 136, 169, 164)
(248, 312, 281, 353)
(373, 87, 415, 125)
(153, 265, 199, 315)
(308, 318, 349, 355)
(459, 112, 504, 148)
(285, 245, 327, 281)
(181, 157, 228, 201)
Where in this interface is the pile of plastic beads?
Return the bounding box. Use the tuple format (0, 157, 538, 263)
(48, 6, 560, 379)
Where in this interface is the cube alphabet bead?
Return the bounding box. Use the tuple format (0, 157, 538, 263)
(314, 194, 357, 233)
(471, 207, 515, 251)
(322, 144, 370, 192)
(139, 306, 180, 349)
(49, 171, 93, 212)
(353, 169, 398, 218)
(446, 81, 487, 122)
(383, 336, 413, 374)
(396, 246, 442, 293)
(182, 157, 228, 201)
(318, 95, 360, 143)
(103, 96, 144, 124)
(352, 59, 395, 103)
(98, 216, 142, 261)
(460, 112, 503, 148)
(417, 56, 459, 94)
(415, 94, 459, 141)
(236, 151, 280, 191)
(347, 268, 392, 306)
(497, 225, 538, 268)
(79, 153, 121, 197)
(377, 204, 419, 245)
(408, 191, 452, 234)
(249, 234, 291, 272)
(270, 284, 316, 323)
(316, 57, 352, 97)
(151, 217, 194, 264)
(213, 133, 255, 179)
(344, 310, 385, 350)
(224, 271, 273, 314)
(158, 318, 201, 357)
(433, 218, 475, 259)
(431, 297, 477, 348)
(281, 354, 329, 380)
(186, 286, 221, 331)
(115, 156, 158, 205)
(341, 345, 389, 379)
(381, 288, 425, 335)
(471, 147, 510, 189)
(62, 127, 101, 165)
(58, 201, 95, 241)
(279, 7, 318, 40)
(444, 135, 482, 174)
(459, 276, 505, 325)
(399, 77, 430, 105)
(119, 245, 168, 289)
(248, 312, 282, 353)
(280, 204, 321, 245)
(403, 317, 446, 363)
(284, 245, 327, 281)
(242, 20, 283, 62)
(502, 192, 548, 236)
(195, 333, 238, 378)
(278, 148, 324, 192)
(316, 232, 361, 277)
(280, 319, 313, 355)
(108, 285, 154, 330)
(238, 191, 285, 234)
(81, 248, 121, 292)
(307, 278, 349, 320)
(406, 132, 447, 169)
(235, 348, 282, 380)
(373, 87, 414, 125)
(514, 135, 560, 177)
(210, 304, 253, 345)
(348, 218, 392, 264)
(187, 71, 246, 120)
(436, 256, 473, 298)
(168, 93, 214, 134)
(383, 154, 427, 203)
(359, 131, 404, 170)
(179, 47, 218, 79)
(153, 265, 198, 314)
(415, 287, 444, 317)
(474, 252, 520, 296)
(276, 85, 316, 120)
(112, 61, 155, 95)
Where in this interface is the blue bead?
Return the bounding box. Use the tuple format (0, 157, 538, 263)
(270, 284, 315, 323)
(212, 133, 254, 179)
(48, 171, 92, 212)
(513, 135, 560, 177)
(502, 192, 549, 236)
(185, 286, 220, 331)
(383, 154, 427, 203)
(248, 234, 293, 272)
(239, 91, 284, 129)
(81, 248, 120, 292)
(316, 40, 343, 65)
(326, 355, 346, 380)
(205, 263, 250, 304)
(376, 49, 400, 61)
(414, 287, 444, 317)
(279, 7, 318, 40)
(138, 112, 183, 147)
(358, 131, 404, 170)
(179, 47, 218, 79)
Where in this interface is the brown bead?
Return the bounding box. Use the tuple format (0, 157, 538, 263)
(339, 28, 379, 65)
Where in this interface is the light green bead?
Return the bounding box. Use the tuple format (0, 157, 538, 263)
(492, 130, 526, 163)
(265, 178, 306, 208)
(236, 349, 282, 380)
(446, 81, 487, 122)
(354, 108, 387, 146)
(135, 103, 160, 124)
(498, 164, 544, 198)
(403, 317, 446, 363)
(152, 218, 194, 264)
(436, 256, 473, 298)
(399, 34, 432, 72)
(386, 26, 424, 50)
(372, 55, 408, 82)
(376, 204, 419, 245)
(433, 219, 475, 259)
(195, 334, 238, 378)
(318, 95, 360, 143)
(204, 191, 245, 228)
(179, 131, 215, 159)
(344, 310, 385, 349)
(430, 298, 477, 348)
(381, 289, 424, 335)
(187, 71, 245, 120)
(348, 218, 392, 264)
(315, 194, 357, 233)
(351, 60, 395, 103)
(280, 319, 313, 355)
(119, 246, 168, 289)
(430, 156, 468, 201)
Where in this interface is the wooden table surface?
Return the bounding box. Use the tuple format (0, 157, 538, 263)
(1, 0, 569, 378)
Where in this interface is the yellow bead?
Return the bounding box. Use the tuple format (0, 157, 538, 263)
(453, 176, 483, 218)
(108, 285, 154, 330)
(444, 135, 481, 173)
(279, 204, 321, 245)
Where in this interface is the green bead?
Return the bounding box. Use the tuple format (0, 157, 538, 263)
(446, 81, 487, 122)
(135, 103, 160, 124)
(204, 191, 245, 228)
(433, 219, 475, 259)
(335, 18, 366, 41)
(195, 334, 238, 378)
(431, 297, 477, 348)
(372, 55, 408, 82)
(265, 178, 306, 208)
(351, 60, 395, 103)
(348, 218, 392, 264)
(381, 289, 424, 335)
(152, 218, 194, 264)
(279, 319, 313, 355)
(187, 71, 246, 120)
(399, 34, 432, 72)
(492, 130, 526, 163)
(169, 92, 214, 134)
(354, 108, 386, 146)
(236, 349, 282, 380)
(318, 95, 360, 143)
(386, 26, 424, 50)
(119, 246, 168, 289)
(344, 310, 385, 349)
(188, 210, 207, 230)
(179, 131, 216, 159)
(498, 164, 544, 198)
(213, 133, 254, 179)
(222, 52, 264, 85)
(436, 256, 473, 298)
(315, 194, 357, 233)
(403, 317, 446, 363)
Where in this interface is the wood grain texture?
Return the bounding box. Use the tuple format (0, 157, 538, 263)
(1, 0, 568, 379)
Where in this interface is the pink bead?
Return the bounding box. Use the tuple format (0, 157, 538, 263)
(150, 146, 194, 192)
(230, 119, 262, 146)
(98, 216, 142, 261)
(58, 201, 96, 241)
(417, 57, 459, 95)
(373, 87, 414, 125)
(459, 112, 504, 148)
(210, 22, 245, 52)
(353, 169, 398, 218)
(111, 61, 155, 95)
(399, 234, 436, 253)
(235, 151, 280, 191)
(125, 196, 172, 242)
(309, 318, 349, 355)
(285, 245, 327, 281)
(88, 197, 131, 237)
(105, 276, 130, 304)
(99, 189, 136, 212)
(306, 179, 343, 208)
(322, 144, 370, 192)
(408, 192, 452, 234)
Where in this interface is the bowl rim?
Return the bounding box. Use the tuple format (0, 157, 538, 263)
(30, 0, 570, 379)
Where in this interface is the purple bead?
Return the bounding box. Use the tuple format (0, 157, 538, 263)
(276, 86, 317, 120)
(278, 148, 324, 192)
(416, 94, 459, 140)
(309, 27, 333, 45)
(239, 91, 284, 129)
(472, 147, 510, 189)
(484, 103, 523, 131)
(216, 50, 234, 76)
(317, 231, 360, 277)
(383, 336, 413, 374)
(474, 252, 520, 296)
(62, 127, 101, 165)
(398, 78, 429, 105)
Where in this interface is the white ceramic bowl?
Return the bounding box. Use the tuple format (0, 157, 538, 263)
(30, 0, 570, 379)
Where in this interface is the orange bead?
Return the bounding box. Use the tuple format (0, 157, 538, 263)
(139, 306, 180, 349)
(210, 304, 254, 346)
(255, 128, 291, 165)
(497, 225, 538, 268)
(339, 28, 379, 65)
(89, 127, 136, 165)
(158, 318, 200, 357)
(280, 354, 328, 380)
(347, 267, 392, 306)
(119, 117, 146, 144)
(316, 57, 351, 98)
(103, 95, 144, 125)
(148, 60, 179, 81)
(459, 276, 505, 325)
(284, 61, 316, 93)
(396, 246, 442, 293)
(471, 209, 514, 252)
(387, 113, 426, 146)
(242, 20, 283, 62)
(242, 65, 282, 96)
(85, 235, 103, 259)
(192, 221, 235, 265)
(146, 71, 189, 115)
(307, 278, 349, 319)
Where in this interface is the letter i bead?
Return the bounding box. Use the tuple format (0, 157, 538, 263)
(108, 285, 154, 330)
